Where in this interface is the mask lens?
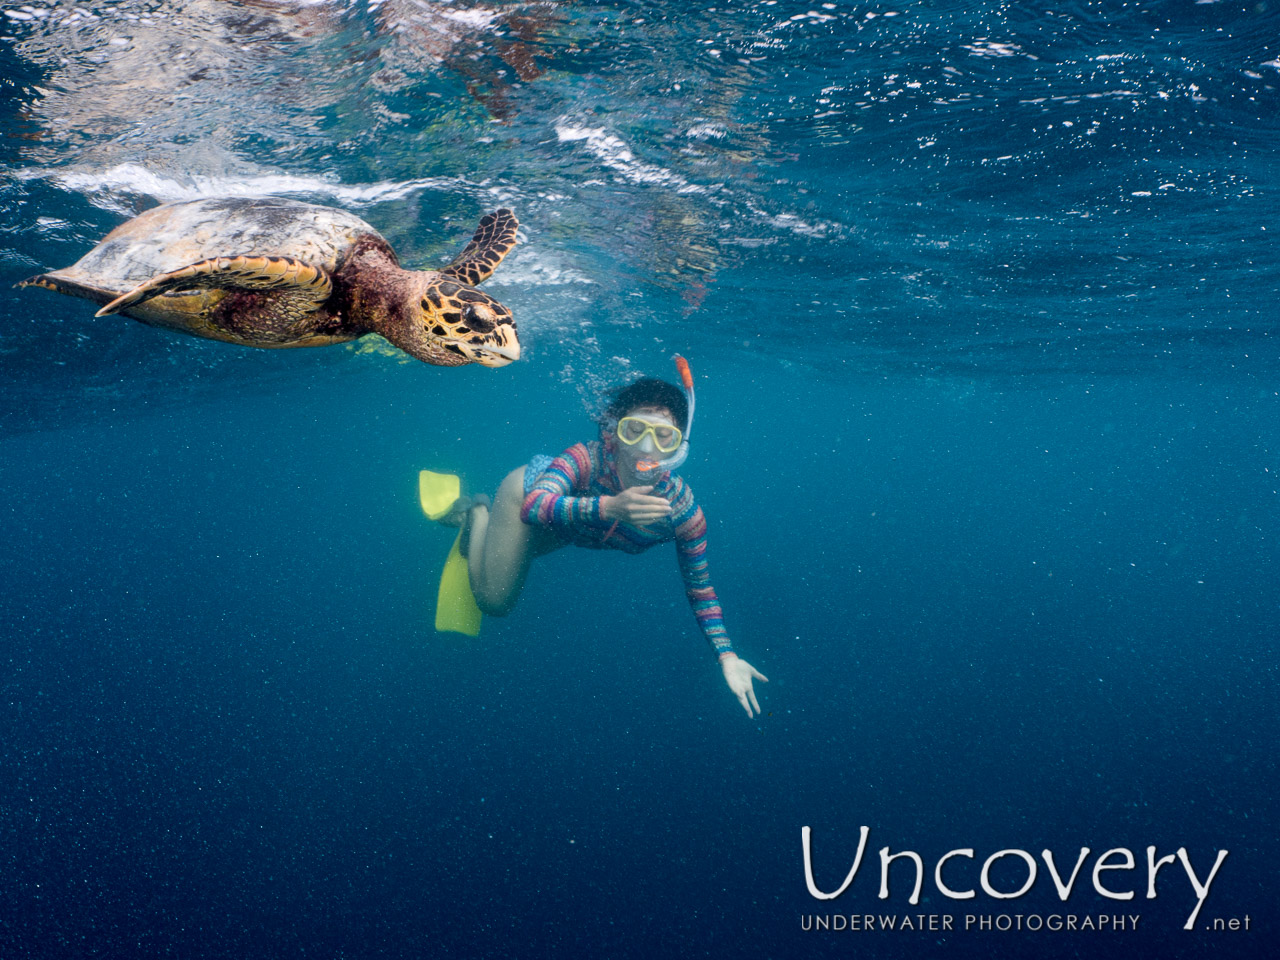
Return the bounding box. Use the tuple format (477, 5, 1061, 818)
(652, 425, 679, 452)
(619, 418, 648, 443)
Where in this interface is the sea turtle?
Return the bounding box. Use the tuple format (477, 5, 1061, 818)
(18, 196, 521, 367)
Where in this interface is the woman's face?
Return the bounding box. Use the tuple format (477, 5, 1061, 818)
(613, 404, 680, 480)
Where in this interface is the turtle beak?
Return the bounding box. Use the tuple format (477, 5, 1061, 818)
(437, 326, 520, 367)
(459, 315, 520, 367)
(469, 339, 521, 367)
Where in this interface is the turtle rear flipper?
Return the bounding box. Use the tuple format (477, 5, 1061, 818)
(441, 209, 519, 286)
(96, 254, 333, 321)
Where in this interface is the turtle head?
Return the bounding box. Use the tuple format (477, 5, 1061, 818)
(341, 215, 521, 368)
(406, 276, 520, 368)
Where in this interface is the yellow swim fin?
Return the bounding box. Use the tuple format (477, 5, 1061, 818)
(419, 470, 462, 521)
(435, 530, 482, 637)
(419, 471, 482, 636)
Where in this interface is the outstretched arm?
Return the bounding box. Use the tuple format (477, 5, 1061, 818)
(671, 480, 768, 716)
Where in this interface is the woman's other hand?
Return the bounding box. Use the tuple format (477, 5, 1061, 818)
(720, 654, 768, 717)
(601, 486, 673, 525)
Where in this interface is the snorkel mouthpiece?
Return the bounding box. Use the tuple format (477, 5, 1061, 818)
(636, 354, 695, 474)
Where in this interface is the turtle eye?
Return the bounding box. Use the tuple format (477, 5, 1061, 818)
(461, 303, 495, 333)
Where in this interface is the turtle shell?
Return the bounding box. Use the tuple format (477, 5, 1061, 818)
(53, 196, 385, 296)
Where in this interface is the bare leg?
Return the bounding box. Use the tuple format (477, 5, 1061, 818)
(465, 466, 560, 616)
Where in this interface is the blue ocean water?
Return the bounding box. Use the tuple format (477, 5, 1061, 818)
(1, 1, 1276, 957)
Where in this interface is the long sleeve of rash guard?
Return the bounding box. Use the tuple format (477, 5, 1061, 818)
(668, 479, 734, 658)
(520, 443, 606, 528)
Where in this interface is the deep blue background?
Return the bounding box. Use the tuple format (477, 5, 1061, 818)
(3, 356, 1273, 958)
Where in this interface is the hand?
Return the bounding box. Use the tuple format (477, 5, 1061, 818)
(720, 654, 768, 718)
(600, 486, 672, 525)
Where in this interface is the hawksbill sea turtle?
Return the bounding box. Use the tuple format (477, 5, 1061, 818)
(18, 196, 521, 367)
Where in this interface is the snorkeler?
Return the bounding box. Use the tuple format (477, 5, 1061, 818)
(424, 357, 767, 717)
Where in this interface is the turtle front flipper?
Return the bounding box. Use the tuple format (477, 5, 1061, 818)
(440, 209, 519, 286)
(17, 272, 120, 309)
(95, 255, 333, 320)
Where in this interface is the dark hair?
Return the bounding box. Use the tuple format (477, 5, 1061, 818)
(600, 377, 688, 433)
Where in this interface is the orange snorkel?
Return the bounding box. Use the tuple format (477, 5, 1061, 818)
(636, 354, 695, 474)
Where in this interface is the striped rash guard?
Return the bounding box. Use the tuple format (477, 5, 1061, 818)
(520, 440, 733, 660)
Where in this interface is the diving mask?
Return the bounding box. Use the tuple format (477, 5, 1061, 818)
(617, 416, 683, 453)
